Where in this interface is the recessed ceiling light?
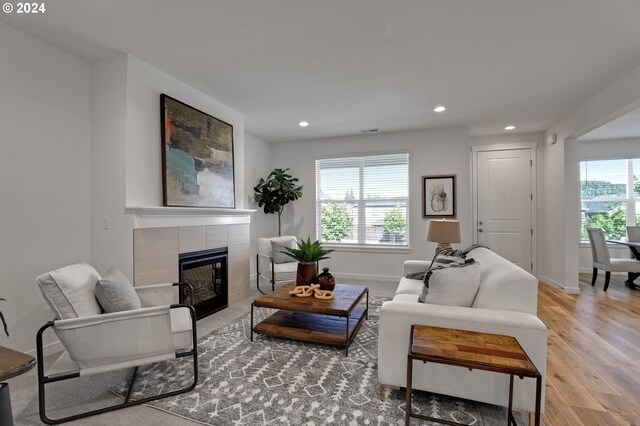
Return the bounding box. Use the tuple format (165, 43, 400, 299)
(433, 106, 446, 113)
(504, 125, 515, 130)
(298, 121, 309, 127)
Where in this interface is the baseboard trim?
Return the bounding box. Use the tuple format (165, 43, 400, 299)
(578, 268, 627, 275)
(538, 275, 580, 294)
(25, 339, 63, 357)
(333, 272, 400, 282)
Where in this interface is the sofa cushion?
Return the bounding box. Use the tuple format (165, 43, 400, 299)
(468, 247, 539, 314)
(37, 263, 103, 319)
(419, 259, 481, 307)
(96, 267, 141, 313)
(395, 277, 424, 296)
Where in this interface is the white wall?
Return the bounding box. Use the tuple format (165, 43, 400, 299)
(125, 56, 246, 208)
(577, 137, 640, 271)
(272, 127, 471, 281)
(244, 132, 275, 280)
(541, 62, 640, 292)
(0, 22, 92, 351)
(91, 54, 134, 279)
(91, 55, 248, 281)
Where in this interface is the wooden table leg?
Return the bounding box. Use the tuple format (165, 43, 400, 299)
(534, 375, 542, 426)
(405, 355, 413, 425)
(250, 303, 254, 342)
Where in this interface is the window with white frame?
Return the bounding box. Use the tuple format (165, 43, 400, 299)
(315, 153, 409, 246)
(580, 158, 640, 240)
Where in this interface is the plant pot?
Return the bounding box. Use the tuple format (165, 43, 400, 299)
(317, 267, 336, 291)
(296, 262, 317, 287)
(0, 382, 13, 426)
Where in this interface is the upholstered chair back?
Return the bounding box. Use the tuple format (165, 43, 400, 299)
(587, 228, 610, 269)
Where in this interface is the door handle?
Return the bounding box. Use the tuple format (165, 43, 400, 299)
(478, 221, 483, 225)
(478, 229, 483, 232)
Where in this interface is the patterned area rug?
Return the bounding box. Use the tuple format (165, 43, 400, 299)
(113, 297, 528, 425)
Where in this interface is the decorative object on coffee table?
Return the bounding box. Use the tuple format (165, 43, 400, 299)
(161, 94, 235, 208)
(422, 175, 456, 218)
(405, 324, 542, 426)
(426, 219, 461, 249)
(317, 267, 336, 291)
(288, 284, 319, 297)
(254, 168, 303, 236)
(251, 282, 368, 356)
(313, 289, 334, 300)
(282, 237, 333, 286)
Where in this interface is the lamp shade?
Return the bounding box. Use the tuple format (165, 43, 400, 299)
(426, 219, 461, 247)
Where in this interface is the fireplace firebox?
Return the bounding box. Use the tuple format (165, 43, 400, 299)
(179, 247, 228, 319)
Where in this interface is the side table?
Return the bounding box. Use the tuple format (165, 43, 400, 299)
(405, 325, 541, 426)
(1, 345, 37, 426)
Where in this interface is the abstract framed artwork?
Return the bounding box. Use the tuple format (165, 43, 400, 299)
(161, 94, 235, 208)
(422, 175, 456, 218)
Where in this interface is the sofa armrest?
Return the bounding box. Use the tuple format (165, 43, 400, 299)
(402, 260, 431, 276)
(378, 301, 547, 390)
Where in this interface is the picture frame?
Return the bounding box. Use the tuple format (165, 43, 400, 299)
(161, 94, 236, 208)
(422, 175, 456, 218)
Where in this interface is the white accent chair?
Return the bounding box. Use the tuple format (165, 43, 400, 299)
(587, 228, 640, 291)
(35, 263, 197, 425)
(256, 236, 298, 293)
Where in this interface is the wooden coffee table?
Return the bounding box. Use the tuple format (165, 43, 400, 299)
(250, 282, 368, 356)
(406, 325, 542, 426)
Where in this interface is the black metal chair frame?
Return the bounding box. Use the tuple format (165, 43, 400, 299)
(256, 254, 318, 293)
(36, 283, 198, 425)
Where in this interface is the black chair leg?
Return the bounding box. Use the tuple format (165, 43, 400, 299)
(591, 268, 598, 286)
(604, 271, 611, 292)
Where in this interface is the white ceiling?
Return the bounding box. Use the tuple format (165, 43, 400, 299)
(579, 106, 640, 141)
(2, 1, 640, 142)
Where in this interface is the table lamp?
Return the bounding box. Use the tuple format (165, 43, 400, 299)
(426, 219, 461, 249)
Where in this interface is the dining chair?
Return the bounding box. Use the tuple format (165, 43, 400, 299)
(628, 226, 640, 242)
(587, 228, 640, 291)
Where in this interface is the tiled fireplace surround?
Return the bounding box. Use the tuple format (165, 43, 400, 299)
(133, 222, 250, 306)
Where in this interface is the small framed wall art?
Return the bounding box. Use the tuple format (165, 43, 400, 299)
(161, 94, 236, 208)
(422, 175, 456, 218)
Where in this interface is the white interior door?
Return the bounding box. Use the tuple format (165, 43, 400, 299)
(476, 149, 533, 272)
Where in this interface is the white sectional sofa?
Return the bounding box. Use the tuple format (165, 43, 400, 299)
(378, 247, 547, 413)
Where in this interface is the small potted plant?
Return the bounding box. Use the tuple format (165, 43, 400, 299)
(283, 237, 333, 286)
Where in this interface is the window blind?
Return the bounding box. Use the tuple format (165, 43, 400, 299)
(315, 153, 409, 246)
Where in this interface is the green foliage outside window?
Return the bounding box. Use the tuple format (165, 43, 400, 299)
(321, 204, 353, 243)
(383, 207, 406, 235)
(580, 180, 625, 199)
(582, 205, 627, 240)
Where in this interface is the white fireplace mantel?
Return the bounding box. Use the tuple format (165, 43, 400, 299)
(126, 205, 256, 229)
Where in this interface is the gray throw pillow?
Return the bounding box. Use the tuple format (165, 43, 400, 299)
(95, 267, 141, 313)
(418, 258, 481, 306)
(271, 239, 297, 264)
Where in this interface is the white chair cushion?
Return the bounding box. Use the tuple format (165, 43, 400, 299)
(610, 258, 640, 273)
(170, 307, 193, 351)
(272, 261, 297, 281)
(392, 293, 420, 303)
(37, 263, 103, 319)
(257, 235, 298, 257)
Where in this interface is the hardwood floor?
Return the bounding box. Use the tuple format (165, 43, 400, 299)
(539, 274, 640, 425)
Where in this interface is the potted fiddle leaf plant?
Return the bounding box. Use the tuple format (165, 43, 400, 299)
(254, 168, 303, 236)
(283, 237, 333, 286)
